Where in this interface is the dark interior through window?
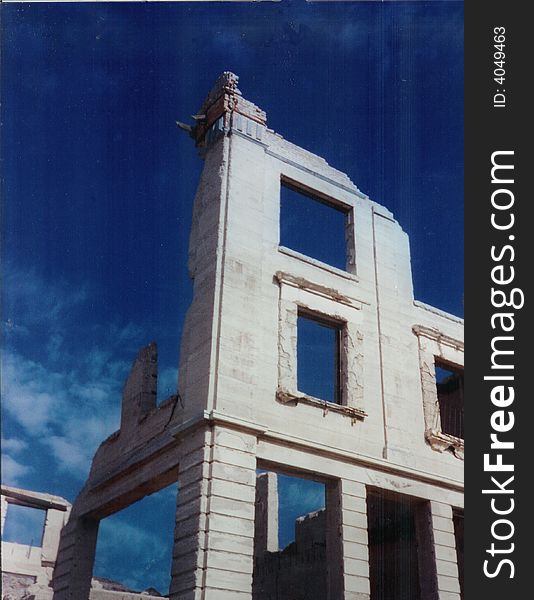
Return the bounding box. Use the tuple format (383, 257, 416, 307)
(435, 360, 464, 438)
(367, 491, 423, 600)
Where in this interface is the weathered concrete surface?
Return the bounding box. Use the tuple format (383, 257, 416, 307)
(46, 72, 463, 599)
(1, 486, 71, 599)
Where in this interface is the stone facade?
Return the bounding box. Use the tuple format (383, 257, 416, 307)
(32, 72, 463, 599)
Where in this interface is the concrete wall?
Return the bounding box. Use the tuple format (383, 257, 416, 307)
(1, 486, 71, 599)
(187, 113, 464, 481)
(48, 73, 463, 600)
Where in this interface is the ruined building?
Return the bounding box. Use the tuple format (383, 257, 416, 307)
(4, 73, 464, 600)
(1, 486, 165, 599)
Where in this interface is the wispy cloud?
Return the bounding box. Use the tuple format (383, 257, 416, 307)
(1, 454, 32, 486)
(94, 495, 175, 593)
(2, 349, 122, 477)
(0, 265, 148, 483)
(2, 264, 87, 337)
(1, 437, 28, 454)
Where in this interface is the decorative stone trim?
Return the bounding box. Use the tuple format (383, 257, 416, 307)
(276, 388, 367, 422)
(413, 301, 464, 325)
(275, 270, 364, 309)
(412, 325, 464, 351)
(278, 246, 360, 282)
(413, 325, 464, 459)
(425, 429, 464, 460)
(276, 276, 366, 420)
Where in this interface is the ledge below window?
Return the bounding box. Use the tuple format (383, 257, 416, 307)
(278, 246, 358, 282)
(426, 429, 464, 460)
(276, 389, 367, 421)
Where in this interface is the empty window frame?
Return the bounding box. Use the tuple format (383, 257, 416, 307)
(280, 180, 351, 271)
(297, 310, 342, 404)
(93, 483, 177, 596)
(435, 360, 464, 439)
(367, 490, 437, 600)
(2, 503, 46, 547)
(253, 470, 328, 600)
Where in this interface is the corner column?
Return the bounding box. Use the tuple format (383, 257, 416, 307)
(170, 426, 257, 600)
(52, 514, 99, 600)
(1, 494, 7, 535)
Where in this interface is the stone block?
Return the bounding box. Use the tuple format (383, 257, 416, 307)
(209, 495, 255, 521)
(203, 567, 252, 593)
(344, 574, 371, 594)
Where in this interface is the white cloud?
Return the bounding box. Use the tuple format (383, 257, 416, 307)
(1, 437, 28, 454)
(1, 265, 175, 490)
(1, 454, 32, 486)
(1, 353, 59, 436)
(115, 322, 145, 343)
(0, 264, 149, 481)
(2, 349, 122, 478)
(94, 513, 172, 592)
(46, 333, 64, 362)
(2, 264, 87, 333)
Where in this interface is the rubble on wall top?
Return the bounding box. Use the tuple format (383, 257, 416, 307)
(202, 71, 242, 108)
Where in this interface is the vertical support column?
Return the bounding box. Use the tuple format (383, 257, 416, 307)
(328, 479, 370, 600)
(170, 426, 257, 600)
(204, 427, 256, 599)
(52, 514, 99, 600)
(171, 429, 212, 600)
(430, 501, 462, 600)
(42, 508, 69, 566)
(254, 471, 278, 554)
(1, 494, 7, 535)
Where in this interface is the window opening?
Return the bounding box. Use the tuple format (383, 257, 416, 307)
(2, 503, 46, 548)
(297, 311, 342, 404)
(435, 360, 464, 438)
(280, 180, 350, 271)
(253, 470, 327, 600)
(367, 490, 437, 600)
(93, 483, 177, 596)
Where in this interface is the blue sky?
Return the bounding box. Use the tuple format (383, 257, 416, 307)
(1, 1, 463, 593)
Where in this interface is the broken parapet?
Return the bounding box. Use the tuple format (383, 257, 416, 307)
(120, 342, 158, 431)
(83, 340, 183, 506)
(295, 509, 326, 550)
(188, 71, 267, 151)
